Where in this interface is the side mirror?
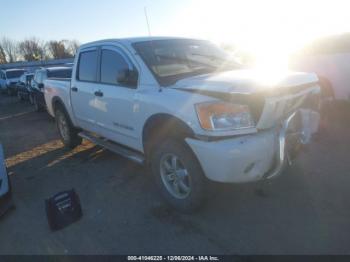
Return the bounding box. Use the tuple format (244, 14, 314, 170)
(116, 69, 138, 87)
(116, 69, 128, 84)
(38, 83, 44, 89)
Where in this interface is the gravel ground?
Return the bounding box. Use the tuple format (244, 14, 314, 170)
(0, 94, 349, 255)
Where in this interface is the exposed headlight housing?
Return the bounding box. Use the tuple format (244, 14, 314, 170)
(195, 101, 255, 131)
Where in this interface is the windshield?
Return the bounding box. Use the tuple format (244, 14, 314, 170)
(6, 70, 25, 79)
(133, 39, 241, 86)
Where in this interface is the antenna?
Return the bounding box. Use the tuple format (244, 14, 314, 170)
(143, 6, 162, 92)
(144, 7, 152, 36)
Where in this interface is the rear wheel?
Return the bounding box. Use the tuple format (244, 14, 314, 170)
(55, 106, 82, 149)
(151, 139, 207, 212)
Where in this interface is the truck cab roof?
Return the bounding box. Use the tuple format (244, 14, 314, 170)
(4, 68, 26, 72)
(79, 36, 202, 49)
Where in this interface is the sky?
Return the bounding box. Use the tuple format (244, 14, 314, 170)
(1, 0, 187, 42)
(2, 0, 350, 68)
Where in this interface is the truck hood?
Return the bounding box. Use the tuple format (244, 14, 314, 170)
(170, 69, 319, 95)
(170, 69, 320, 130)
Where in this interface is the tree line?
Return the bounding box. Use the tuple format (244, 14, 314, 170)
(0, 37, 80, 64)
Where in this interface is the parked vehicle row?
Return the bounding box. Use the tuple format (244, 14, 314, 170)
(31, 67, 72, 111)
(43, 37, 322, 212)
(0, 66, 72, 112)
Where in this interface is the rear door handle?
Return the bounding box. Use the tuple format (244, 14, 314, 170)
(94, 90, 103, 97)
(71, 87, 78, 92)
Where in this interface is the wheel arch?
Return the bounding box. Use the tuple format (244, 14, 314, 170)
(52, 96, 66, 115)
(142, 113, 195, 157)
(51, 96, 76, 127)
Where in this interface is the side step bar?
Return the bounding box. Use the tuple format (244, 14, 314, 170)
(78, 131, 145, 164)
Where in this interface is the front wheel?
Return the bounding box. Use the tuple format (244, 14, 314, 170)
(17, 92, 23, 101)
(29, 94, 34, 105)
(55, 106, 82, 149)
(34, 96, 44, 112)
(151, 139, 207, 212)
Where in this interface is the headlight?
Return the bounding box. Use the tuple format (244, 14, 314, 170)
(6, 80, 11, 86)
(195, 102, 255, 131)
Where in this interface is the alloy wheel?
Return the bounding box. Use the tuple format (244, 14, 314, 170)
(160, 153, 191, 199)
(57, 112, 69, 141)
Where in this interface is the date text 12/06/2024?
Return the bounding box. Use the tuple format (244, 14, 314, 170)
(127, 256, 219, 261)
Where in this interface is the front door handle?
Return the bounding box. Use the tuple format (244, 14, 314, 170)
(94, 90, 103, 97)
(71, 87, 78, 92)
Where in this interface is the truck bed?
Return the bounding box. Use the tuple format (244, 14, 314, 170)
(44, 78, 71, 118)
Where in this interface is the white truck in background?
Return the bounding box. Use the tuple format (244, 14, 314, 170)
(0, 68, 26, 95)
(291, 33, 350, 104)
(291, 53, 350, 101)
(44, 37, 321, 211)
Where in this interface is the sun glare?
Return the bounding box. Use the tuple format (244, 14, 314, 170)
(170, 0, 350, 71)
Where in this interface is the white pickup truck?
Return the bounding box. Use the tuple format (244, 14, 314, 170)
(44, 37, 321, 211)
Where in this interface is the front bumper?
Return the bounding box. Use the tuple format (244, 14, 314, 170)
(186, 109, 320, 183)
(17, 88, 30, 96)
(8, 83, 17, 90)
(0, 86, 8, 93)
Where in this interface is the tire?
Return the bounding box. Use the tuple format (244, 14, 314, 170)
(7, 88, 12, 96)
(55, 105, 82, 149)
(17, 92, 23, 102)
(151, 139, 207, 212)
(34, 96, 44, 112)
(29, 94, 34, 105)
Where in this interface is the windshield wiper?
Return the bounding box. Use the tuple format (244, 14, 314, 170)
(155, 54, 217, 69)
(190, 53, 226, 61)
(191, 53, 243, 70)
(161, 67, 215, 87)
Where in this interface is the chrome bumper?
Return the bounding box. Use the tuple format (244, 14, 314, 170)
(263, 108, 319, 180)
(262, 112, 295, 179)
